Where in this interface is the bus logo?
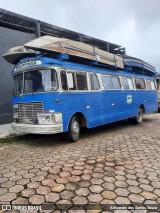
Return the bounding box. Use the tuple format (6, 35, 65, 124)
(127, 94, 132, 104)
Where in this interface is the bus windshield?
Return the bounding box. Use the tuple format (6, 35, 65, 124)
(14, 69, 58, 95)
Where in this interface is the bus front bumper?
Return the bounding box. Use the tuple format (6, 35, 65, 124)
(11, 123, 63, 135)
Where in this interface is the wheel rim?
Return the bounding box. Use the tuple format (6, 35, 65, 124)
(72, 120, 80, 137)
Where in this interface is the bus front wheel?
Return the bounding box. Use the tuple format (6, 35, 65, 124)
(68, 116, 80, 142)
(129, 108, 144, 124)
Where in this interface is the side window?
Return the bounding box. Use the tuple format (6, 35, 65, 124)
(76, 72, 88, 90)
(51, 69, 58, 90)
(151, 81, 156, 90)
(135, 78, 146, 90)
(146, 80, 152, 90)
(68, 71, 77, 90)
(121, 77, 134, 90)
(146, 80, 156, 90)
(103, 76, 113, 89)
(90, 73, 100, 90)
(61, 70, 68, 90)
(103, 75, 121, 90)
(111, 76, 121, 89)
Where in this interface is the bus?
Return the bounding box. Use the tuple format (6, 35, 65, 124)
(156, 75, 160, 111)
(4, 37, 158, 142)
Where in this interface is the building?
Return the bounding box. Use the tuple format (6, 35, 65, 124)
(0, 8, 124, 124)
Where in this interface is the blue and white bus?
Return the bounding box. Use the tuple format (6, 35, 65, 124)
(10, 55, 158, 142)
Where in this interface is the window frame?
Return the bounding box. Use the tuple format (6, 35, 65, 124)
(102, 74, 122, 90)
(60, 69, 89, 92)
(89, 73, 101, 92)
(121, 77, 134, 90)
(76, 71, 89, 91)
(134, 78, 146, 90)
(14, 68, 59, 96)
(145, 79, 156, 90)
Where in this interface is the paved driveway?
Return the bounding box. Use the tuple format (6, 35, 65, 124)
(0, 114, 160, 212)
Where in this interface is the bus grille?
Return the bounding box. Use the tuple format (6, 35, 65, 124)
(14, 102, 44, 124)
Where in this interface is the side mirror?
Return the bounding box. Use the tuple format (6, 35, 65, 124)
(67, 73, 74, 89)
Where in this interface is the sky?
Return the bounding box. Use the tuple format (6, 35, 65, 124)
(0, 0, 160, 71)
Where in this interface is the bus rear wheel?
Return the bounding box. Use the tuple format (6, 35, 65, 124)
(68, 116, 80, 142)
(129, 108, 144, 124)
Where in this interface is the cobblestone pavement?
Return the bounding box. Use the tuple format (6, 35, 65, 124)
(0, 114, 160, 213)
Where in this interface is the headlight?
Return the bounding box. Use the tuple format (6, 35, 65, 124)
(38, 114, 54, 124)
(38, 113, 62, 125)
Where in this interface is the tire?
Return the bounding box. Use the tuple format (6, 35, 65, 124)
(128, 108, 143, 124)
(68, 116, 80, 142)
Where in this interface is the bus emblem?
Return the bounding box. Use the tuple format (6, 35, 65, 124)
(127, 94, 132, 104)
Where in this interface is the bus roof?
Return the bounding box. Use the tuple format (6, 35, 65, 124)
(13, 56, 156, 79)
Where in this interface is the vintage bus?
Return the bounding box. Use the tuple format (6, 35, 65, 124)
(156, 74, 160, 111)
(4, 37, 158, 142)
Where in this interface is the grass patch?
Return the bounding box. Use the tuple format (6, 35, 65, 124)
(0, 135, 20, 143)
(16, 191, 22, 198)
(44, 172, 49, 179)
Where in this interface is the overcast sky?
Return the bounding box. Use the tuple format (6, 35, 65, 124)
(0, 0, 160, 71)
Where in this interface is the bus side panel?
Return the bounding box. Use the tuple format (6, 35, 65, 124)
(52, 92, 92, 132)
(145, 91, 158, 113)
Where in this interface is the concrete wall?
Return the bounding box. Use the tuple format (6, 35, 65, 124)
(0, 27, 36, 124)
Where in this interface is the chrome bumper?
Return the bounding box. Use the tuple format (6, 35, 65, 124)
(11, 123, 63, 135)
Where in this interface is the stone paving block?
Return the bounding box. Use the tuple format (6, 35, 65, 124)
(139, 184, 154, 192)
(12, 197, 29, 204)
(0, 193, 16, 202)
(101, 191, 117, 200)
(151, 182, 160, 189)
(102, 182, 115, 191)
(1, 180, 15, 188)
(52, 184, 65, 192)
(72, 196, 88, 205)
(0, 188, 8, 195)
(27, 181, 42, 189)
(42, 179, 56, 187)
(3, 172, 15, 178)
(114, 196, 131, 204)
(90, 178, 104, 185)
(115, 188, 130, 196)
(89, 185, 103, 193)
(128, 194, 145, 203)
(31, 176, 44, 182)
(88, 194, 103, 203)
(45, 193, 60, 202)
(17, 179, 30, 185)
(21, 188, 36, 198)
(56, 177, 68, 184)
(29, 194, 45, 204)
(140, 191, 158, 200)
(115, 181, 128, 188)
(75, 188, 90, 196)
(9, 185, 24, 193)
(60, 190, 75, 199)
(10, 175, 22, 181)
(65, 182, 79, 190)
(37, 186, 51, 195)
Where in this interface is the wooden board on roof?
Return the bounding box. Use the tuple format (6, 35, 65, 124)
(3, 36, 124, 69)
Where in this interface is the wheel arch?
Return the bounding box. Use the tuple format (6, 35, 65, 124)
(67, 112, 88, 131)
(139, 104, 145, 113)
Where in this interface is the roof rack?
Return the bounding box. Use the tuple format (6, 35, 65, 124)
(0, 8, 125, 55)
(123, 55, 156, 76)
